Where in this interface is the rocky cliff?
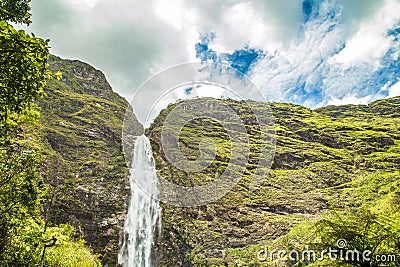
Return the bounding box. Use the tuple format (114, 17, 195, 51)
(36, 55, 143, 266)
(35, 56, 400, 266)
(147, 97, 400, 266)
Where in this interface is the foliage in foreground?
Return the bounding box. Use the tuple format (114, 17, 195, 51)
(0, 20, 52, 134)
(313, 209, 400, 267)
(44, 224, 101, 267)
(0, 143, 45, 264)
(0, 1, 101, 265)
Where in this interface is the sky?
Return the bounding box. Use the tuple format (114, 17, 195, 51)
(18, 0, 400, 116)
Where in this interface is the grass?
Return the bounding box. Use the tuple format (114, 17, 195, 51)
(148, 96, 400, 266)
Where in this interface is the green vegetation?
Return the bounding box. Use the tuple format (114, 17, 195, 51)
(44, 224, 101, 267)
(313, 210, 399, 267)
(35, 55, 142, 266)
(0, 50, 142, 266)
(148, 97, 400, 266)
(0, 1, 49, 264)
(0, 143, 45, 264)
(0, 18, 53, 133)
(0, 0, 32, 24)
(2, 2, 399, 264)
(0, 1, 103, 265)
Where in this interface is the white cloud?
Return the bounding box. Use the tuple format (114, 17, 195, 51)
(210, 2, 281, 52)
(250, 0, 347, 103)
(389, 81, 400, 97)
(248, 0, 400, 108)
(64, 0, 99, 9)
(153, 0, 202, 62)
(332, 0, 400, 68)
(154, 0, 192, 30)
(327, 94, 372, 106)
(20, 0, 400, 116)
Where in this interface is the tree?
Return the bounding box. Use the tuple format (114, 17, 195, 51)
(0, 0, 32, 24)
(0, 2, 100, 266)
(0, 0, 50, 264)
(314, 209, 400, 267)
(0, 0, 53, 135)
(0, 21, 51, 134)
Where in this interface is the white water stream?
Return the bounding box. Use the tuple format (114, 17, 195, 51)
(118, 135, 161, 267)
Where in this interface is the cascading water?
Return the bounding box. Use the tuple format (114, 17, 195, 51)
(118, 135, 161, 267)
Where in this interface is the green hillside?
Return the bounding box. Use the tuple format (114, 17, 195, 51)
(13, 55, 399, 266)
(147, 97, 400, 266)
(31, 55, 143, 266)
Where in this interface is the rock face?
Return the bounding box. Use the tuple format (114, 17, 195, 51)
(147, 97, 400, 266)
(37, 56, 400, 266)
(38, 56, 143, 266)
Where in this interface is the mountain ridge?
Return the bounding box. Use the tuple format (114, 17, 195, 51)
(32, 55, 399, 266)
(32, 55, 143, 266)
(147, 96, 400, 266)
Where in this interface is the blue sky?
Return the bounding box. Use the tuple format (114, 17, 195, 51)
(18, 0, 400, 110)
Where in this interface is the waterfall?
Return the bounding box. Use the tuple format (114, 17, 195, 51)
(118, 135, 161, 267)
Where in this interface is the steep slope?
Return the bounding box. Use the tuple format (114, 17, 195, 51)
(31, 55, 143, 266)
(147, 97, 400, 266)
